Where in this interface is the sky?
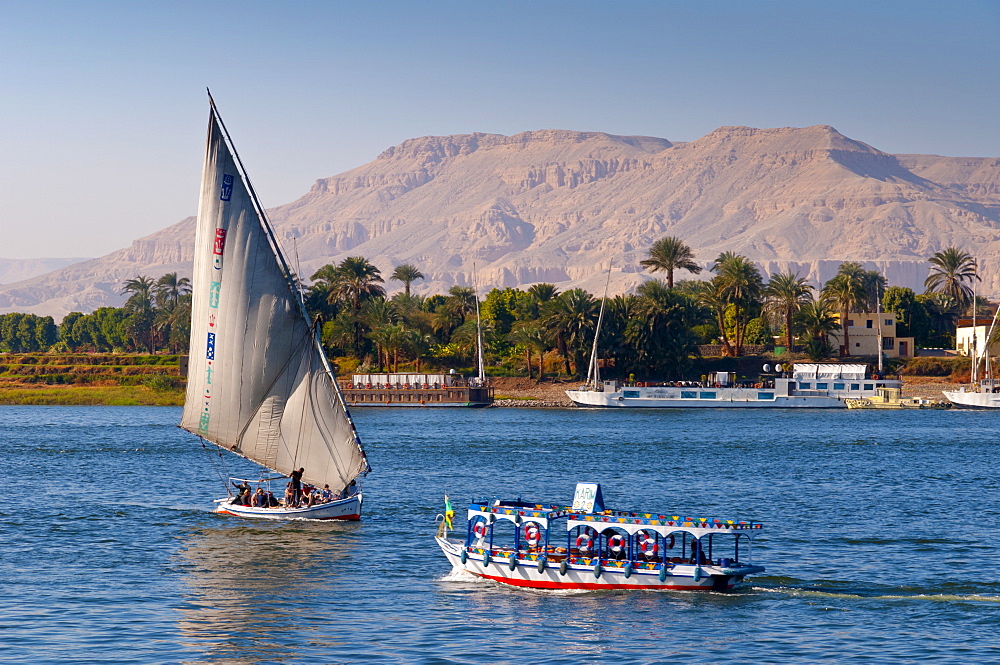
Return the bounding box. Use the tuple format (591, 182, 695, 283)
(1, 0, 997, 260)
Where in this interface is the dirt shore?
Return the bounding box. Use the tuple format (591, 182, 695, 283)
(490, 375, 958, 407)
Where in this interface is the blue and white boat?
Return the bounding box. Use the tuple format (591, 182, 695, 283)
(436, 484, 764, 591)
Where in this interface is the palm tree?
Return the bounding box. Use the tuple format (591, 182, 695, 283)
(527, 283, 559, 303)
(624, 280, 703, 377)
(542, 289, 598, 377)
(154, 273, 191, 310)
(121, 276, 156, 314)
(763, 271, 814, 352)
(692, 279, 734, 356)
(509, 320, 549, 380)
(925, 247, 977, 314)
(794, 297, 839, 361)
(327, 257, 385, 352)
(821, 264, 868, 356)
(640, 236, 702, 289)
(390, 263, 425, 297)
(121, 275, 157, 352)
(711, 253, 763, 356)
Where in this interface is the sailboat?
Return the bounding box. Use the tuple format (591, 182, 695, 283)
(179, 94, 370, 519)
(943, 288, 1000, 408)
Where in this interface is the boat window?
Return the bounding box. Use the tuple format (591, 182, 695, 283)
(833, 383, 845, 390)
(864, 383, 873, 390)
(757, 392, 774, 400)
(851, 383, 860, 390)
(699, 391, 717, 399)
(800, 382, 811, 389)
(623, 390, 640, 398)
(681, 390, 697, 399)
(866, 320, 873, 328)
(816, 382, 828, 390)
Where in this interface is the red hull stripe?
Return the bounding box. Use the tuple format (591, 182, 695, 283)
(477, 572, 728, 591)
(217, 509, 360, 520)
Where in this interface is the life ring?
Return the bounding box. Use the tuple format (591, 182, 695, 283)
(576, 532, 595, 554)
(423, 383, 429, 389)
(347, 382, 354, 389)
(873, 374, 879, 380)
(666, 534, 676, 549)
(639, 532, 659, 557)
(472, 521, 489, 539)
(365, 383, 372, 389)
(608, 534, 627, 554)
(523, 523, 541, 547)
(404, 383, 410, 390)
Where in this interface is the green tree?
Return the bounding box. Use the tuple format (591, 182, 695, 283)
(640, 236, 702, 289)
(794, 298, 839, 360)
(763, 271, 814, 352)
(711, 252, 763, 356)
(821, 263, 868, 356)
(390, 263, 425, 298)
(925, 247, 977, 314)
(328, 257, 385, 353)
(623, 281, 703, 377)
(542, 289, 598, 377)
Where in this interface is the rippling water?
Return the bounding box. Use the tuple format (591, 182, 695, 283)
(2, 405, 998, 663)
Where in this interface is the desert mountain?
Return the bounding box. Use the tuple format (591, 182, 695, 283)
(3, 125, 999, 319)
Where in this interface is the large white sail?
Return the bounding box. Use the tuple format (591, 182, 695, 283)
(180, 103, 369, 493)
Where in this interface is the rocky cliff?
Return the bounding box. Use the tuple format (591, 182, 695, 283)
(3, 125, 999, 318)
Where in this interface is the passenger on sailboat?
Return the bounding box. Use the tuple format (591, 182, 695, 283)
(289, 467, 304, 505)
(232, 480, 251, 505)
(251, 488, 265, 507)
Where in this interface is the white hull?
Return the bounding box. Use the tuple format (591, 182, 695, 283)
(436, 537, 761, 591)
(943, 390, 1000, 409)
(216, 493, 362, 520)
(568, 388, 849, 408)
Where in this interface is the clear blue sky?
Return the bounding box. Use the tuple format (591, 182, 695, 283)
(1, 0, 997, 260)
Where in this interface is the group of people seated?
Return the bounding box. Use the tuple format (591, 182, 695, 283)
(229, 478, 344, 508)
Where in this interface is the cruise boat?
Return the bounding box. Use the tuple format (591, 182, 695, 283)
(567, 363, 901, 408)
(435, 483, 764, 591)
(340, 372, 493, 407)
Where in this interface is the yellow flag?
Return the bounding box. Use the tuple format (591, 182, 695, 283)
(444, 495, 454, 530)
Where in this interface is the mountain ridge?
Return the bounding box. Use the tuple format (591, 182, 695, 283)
(3, 124, 999, 319)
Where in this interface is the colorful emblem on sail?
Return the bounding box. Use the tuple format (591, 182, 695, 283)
(220, 174, 233, 201)
(213, 228, 227, 270)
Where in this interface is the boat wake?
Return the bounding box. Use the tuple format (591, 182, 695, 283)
(753, 586, 1000, 603)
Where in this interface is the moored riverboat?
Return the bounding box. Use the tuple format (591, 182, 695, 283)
(340, 373, 493, 407)
(435, 484, 764, 591)
(846, 386, 951, 410)
(568, 363, 901, 408)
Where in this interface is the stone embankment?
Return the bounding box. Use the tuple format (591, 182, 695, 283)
(491, 377, 575, 408)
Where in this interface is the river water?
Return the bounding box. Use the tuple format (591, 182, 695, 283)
(2, 405, 998, 663)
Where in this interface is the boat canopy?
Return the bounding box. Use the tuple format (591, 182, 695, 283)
(468, 500, 762, 537)
(567, 512, 761, 539)
(793, 363, 868, 380)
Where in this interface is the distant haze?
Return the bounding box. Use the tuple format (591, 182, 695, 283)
(1, 124, 997, 320)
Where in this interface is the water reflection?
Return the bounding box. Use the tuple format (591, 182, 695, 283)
(174, 519, 361, 663)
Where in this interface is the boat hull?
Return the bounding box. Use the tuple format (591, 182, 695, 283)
(216, 493, 362, 520)
(436, 537, 762, 591)
(942, 390, 1000, 408)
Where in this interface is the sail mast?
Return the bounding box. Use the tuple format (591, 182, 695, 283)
(972, 257, 978, 384)
(473, 262, 485, 384)
(587, 262, 613, 390)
